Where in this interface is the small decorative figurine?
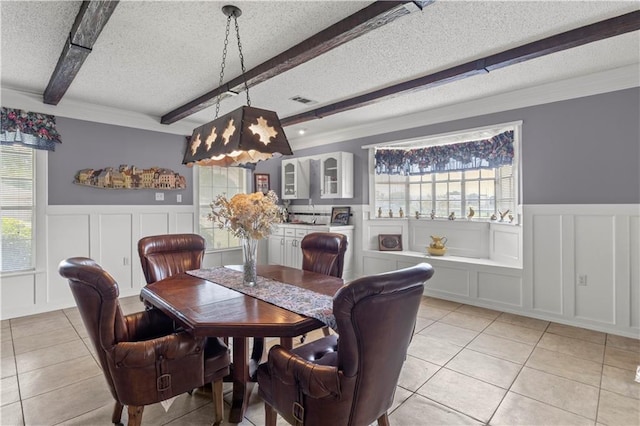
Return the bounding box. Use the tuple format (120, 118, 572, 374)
(467, 206, 475, 220)
(415, 211, 420, 219)
(448, 212, 455, 220)
(508, 214, 514, 223)
(399, 207, 404, 218)
(378, 207, 382, 218)
(430, 210, 436, 220)
(388, 209, 393, 218)
(490, 213, 497, 221)
(427, 235, 448, 256)
(499, 209, 510, 222)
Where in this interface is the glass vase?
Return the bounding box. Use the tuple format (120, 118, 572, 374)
(242, 238, 258, 287)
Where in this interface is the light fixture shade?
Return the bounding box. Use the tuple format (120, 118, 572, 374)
(183, 106, 292, 167)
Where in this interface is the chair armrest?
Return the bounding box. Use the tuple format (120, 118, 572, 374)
(268, 345, 341, 399)
(113, 331, 204, 368)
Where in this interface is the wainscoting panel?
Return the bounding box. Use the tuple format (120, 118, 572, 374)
(176, 212, 196, 234)
(99, 214, 133, 291)
(139, 213, 170, 238)
(530, 214, 563, 315)
(490, 223, 522, 265)
(426, 266, 470, 297)
(628, 216, 639, 328)
(1, 274, 36, 319)
(477, 271, 522, 307)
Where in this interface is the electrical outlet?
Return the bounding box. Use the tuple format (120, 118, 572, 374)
(578, 275, 587, 286)
(177, 194, 182, 203)
(155, 192, 164, 201)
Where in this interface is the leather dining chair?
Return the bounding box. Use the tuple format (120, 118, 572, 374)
(257, 263, 434, 426)
(299, 232, 348, 341)
(300, 232, 348, 279)
(59, 257, 230, 426)
(138, 233, 206, 285)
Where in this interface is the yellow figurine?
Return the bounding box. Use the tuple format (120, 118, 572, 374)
(467, 206, 475, 220)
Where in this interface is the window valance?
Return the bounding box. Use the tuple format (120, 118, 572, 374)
(375, 130, 514, 175)
(1, 107, 62, 151)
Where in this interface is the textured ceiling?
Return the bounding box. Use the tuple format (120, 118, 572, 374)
(1, 1, 638, 149)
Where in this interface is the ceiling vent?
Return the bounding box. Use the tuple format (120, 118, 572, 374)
(289, 96, 317, 105)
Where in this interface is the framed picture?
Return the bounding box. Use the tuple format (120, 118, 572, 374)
(330, 206, 351, 225)
(254, 173, 270, 194)
(378, 234, 403, 251)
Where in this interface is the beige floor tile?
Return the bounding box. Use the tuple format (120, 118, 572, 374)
(12, 326, 80, 355)
(483, 321, 544, 345)
(447, 348, 522, 389)
(12, 316, 74, 340)
(0, 401, 23, 426)
(414, 316, 434, 333)
(455, 305, 502, 319)
(22, 375, 112, 425)
(597, 389, 640, 426)
(1, 328, 12, 342)
(122, 390, 213, 426)
(547, 322, 607, 344)
(422, 297, 463, 311)
(418, 322, 480, 346)
(440, 311, 494, 332)
(56, 400, 116, 425)
(18, 355, 101, 399)
(418, 368, 506, 422)
(10, 310, 66, 327)
(1, 375, 20, 406)
(1, 319, 10, 329)
(511, 367, 599, 419)
(537, 332, 605, 363)
(16, 339, 91, 373)
(490, 392, 594, 426)
(407, 334, 463, 366)
(417, 305, 452, 321)
(398, 354, 441, 391)
(390, 393, 483, 426)
(1, 355, 16, 379)
(467, 333, 534, 364)
(526, 347, 603, 387)
(604, 346, 640, 371)
(1, 339, 14, 358)
(601, 364, 640, 400)
(606, 334, 640, 352)
(495, 312, 550, 331)
(229, 383, 282, 426)
(71, 322, 89, 339)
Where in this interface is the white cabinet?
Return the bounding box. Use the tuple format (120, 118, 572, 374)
(320, 152, 353, 199)
(284, 228, 307, 269)
(267, 228, 285, 266)
(282, 158, 310, 199)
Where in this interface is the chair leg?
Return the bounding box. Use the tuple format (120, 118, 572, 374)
(127, 405, 144, 426)
(212, 379, 224, 425)
(322, 326, 331, 336)
(111, 401, 123, 425)
(265, 403, 278, 426)
(377, 412, 390, 426)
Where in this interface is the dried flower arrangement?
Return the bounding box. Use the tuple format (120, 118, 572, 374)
(208, 190, 282, 240)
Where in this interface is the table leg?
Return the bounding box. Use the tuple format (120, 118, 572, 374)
(279, 337, 293, 350)
(229, 337, 251, 423)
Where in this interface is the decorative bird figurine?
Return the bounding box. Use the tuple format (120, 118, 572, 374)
(490, 213, 497, 221)
(430, 210, 436, 220)
(499, 209, 510, 222)
(467, 207, 475, 220)
(448, 212, 456, 220)
(508, 214, 514, 223)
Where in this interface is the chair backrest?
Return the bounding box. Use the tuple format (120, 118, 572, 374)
(300, 232, 348, 278)
(138, 233, 205, 284)
(334, 263, 434, 425)
(58, 257, 128, 401)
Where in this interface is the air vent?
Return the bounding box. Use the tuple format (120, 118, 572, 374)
(289, 96, 317, 105)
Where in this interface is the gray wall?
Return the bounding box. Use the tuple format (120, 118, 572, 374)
(257, 87, 639, 205)
(49, 118, 192, 205)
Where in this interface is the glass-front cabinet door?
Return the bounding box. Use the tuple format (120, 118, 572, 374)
(320, 152, 353, 199)
(281, 158, 310, 199)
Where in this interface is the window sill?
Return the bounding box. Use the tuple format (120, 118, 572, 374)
(362, 249, 522, 270)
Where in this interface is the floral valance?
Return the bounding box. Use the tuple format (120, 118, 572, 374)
(375, 130, 514, 175)
(1, 107, 62, 151)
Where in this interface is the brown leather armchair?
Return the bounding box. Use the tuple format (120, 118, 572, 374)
(257, 263, 434, 426)
(59, 257, 230, 426)
(300, 232, 348, 279)
(138, 233, 206, 284)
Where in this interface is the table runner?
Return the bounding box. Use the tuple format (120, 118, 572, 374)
(186, 267, 337, 330)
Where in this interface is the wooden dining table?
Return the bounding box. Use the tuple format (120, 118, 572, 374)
(140, 264, 344, 423)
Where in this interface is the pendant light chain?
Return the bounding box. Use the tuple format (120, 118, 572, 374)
(214, 15, 232, 119)
(233, 14, 251, 107)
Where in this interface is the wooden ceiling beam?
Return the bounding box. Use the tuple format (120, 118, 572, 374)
(43, 1, 119, 105)
(161, 1, 431, 125)
(281, 10, 640, 126)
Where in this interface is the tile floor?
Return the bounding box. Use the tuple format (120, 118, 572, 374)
(1, 295, 639, 425)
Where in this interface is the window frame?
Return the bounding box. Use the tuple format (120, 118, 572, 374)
(367, 121, 522, 223)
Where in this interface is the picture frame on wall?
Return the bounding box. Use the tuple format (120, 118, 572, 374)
(330, 206, 351, 225)
(254, 173, 270, 194)
(378, 234, 403, 251)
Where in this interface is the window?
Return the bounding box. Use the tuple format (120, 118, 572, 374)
(1, 144, 35, 272)
(372, 124, 519, 221)
(198, 166, 249, 250)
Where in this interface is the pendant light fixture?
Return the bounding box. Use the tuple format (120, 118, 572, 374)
(183, 5, 293, 167)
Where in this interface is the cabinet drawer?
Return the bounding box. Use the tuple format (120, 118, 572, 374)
(295, 229, 307, 237)
(284, 228, 296, 237)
